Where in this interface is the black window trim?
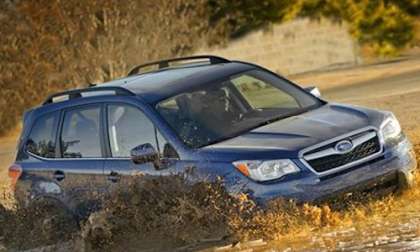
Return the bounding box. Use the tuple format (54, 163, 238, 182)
(25, 102, 177, 161)
(55, 109, 65, 158)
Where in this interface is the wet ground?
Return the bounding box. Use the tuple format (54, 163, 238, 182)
(1, 58, 420, 251)
(245, 187, 420, 252)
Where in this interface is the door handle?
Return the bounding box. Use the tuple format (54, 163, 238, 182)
(108, 171, 120, 183)
(53, 170, 65, 182)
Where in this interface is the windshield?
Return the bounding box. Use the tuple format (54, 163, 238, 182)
(156, 69, 323, 148)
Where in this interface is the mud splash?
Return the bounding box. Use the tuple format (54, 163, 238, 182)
(0, 147, 419, 251)
(80, 176, 246, 251)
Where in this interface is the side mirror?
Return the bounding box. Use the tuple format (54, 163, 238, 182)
(130, 143, 159, 167)
(304, 86, 321, 98)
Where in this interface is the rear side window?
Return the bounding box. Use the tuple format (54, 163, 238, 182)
(26, 112, 60, 158)
(61, 106, 102, 158)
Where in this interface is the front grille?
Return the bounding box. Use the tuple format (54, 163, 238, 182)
(303, 130, 382, 174)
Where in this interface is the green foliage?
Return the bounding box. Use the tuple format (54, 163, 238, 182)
(299, 0, 415, 56)
(393, 0, 420, 15)
(308, 0, 418, 56)
(208, 0, 419, 56)
(207, 0, 293, 38)
(351, 1, 414, 56)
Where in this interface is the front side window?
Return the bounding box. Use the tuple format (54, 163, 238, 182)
(107, 105, 166, 158)
(26, 112, 60, 158)
(157, 69, 322, 148)
(61, 106, 102, 158)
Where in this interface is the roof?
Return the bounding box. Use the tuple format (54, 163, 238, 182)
(101, 62, 255, 104)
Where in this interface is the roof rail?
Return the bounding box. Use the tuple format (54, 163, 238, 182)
(43, 86, 135, 105)
(127, 55, 230, 76)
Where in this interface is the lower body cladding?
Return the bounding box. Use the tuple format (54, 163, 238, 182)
(243, 137, 417, 204)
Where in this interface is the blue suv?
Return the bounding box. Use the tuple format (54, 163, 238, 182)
(10, 55, 417, 217)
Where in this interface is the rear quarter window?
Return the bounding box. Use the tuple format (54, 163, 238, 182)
(26, 112, 60, 158)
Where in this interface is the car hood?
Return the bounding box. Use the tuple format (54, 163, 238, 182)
(202, 103, 385, 159)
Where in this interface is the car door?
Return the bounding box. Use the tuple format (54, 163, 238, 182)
(103, 103, 180, 194)
(45, 104, 108, 215)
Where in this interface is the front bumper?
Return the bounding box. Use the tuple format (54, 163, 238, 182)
(249, 136, 417, 204)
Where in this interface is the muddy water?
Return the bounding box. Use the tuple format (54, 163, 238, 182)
(2, 168, 419, 251)
(262, 189, 420, 251)
(0, 152, 419, 251)
(197, 174, 420, 252)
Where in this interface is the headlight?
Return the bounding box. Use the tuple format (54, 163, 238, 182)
(233, 159, 300, 182)
(380, 113, 401, 141)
